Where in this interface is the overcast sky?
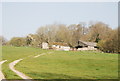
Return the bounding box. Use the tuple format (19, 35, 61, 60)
(1, 2, 118, 40)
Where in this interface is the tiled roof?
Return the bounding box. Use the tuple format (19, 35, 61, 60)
(79, 40, 97, 46)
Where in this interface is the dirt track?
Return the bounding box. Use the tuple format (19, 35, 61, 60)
(0, 60, 7, 80)
(8, 52, 53, 80)
(9, 59, 32, 80)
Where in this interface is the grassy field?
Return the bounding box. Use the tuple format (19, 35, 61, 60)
(2, 46, 48, 79)
(2, 46, 118, 79)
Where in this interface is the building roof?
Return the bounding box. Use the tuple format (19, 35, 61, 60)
(52, 42, 69, 46)
(78, 40, 97, 47)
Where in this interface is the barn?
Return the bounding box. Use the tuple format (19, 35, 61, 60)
(75, 40, 97, 51)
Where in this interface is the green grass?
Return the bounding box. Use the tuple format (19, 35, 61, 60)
(2, 46, 49, 79)
(2, 46, 118, 79)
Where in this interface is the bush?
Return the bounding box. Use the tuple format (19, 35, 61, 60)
(8, 37, 26, 47)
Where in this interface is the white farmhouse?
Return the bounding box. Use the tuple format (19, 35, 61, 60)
(51, 42, 70, 51)
(42, 42, 49, 49)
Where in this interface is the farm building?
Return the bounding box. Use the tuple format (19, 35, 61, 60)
(75, 40, 97, 51)
(41, 41, 97, 51)
(51, 42, 70, 51)
(42, 42, 49, 49)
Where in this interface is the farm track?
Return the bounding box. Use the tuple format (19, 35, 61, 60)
(0, 60, 7, 80)
(8, 51, 53, 80)
(9, 59, 32, 80)
(34, 52, 53, 58)
(34, 53, 46, 58)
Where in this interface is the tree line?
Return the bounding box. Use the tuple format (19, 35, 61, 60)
(0, 21, 119, 53)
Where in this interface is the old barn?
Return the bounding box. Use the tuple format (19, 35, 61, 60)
(75, 40, 97, 51)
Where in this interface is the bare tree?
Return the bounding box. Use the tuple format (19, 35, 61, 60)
(86, 22, 112, 42)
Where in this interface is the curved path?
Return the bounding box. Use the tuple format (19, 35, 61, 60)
(0, 60, 7, 80)
(34, 53, 46, 58)
(9, 59, 32, 80)
(9, 52, 53, 80)
(34, 52, 53, 58)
